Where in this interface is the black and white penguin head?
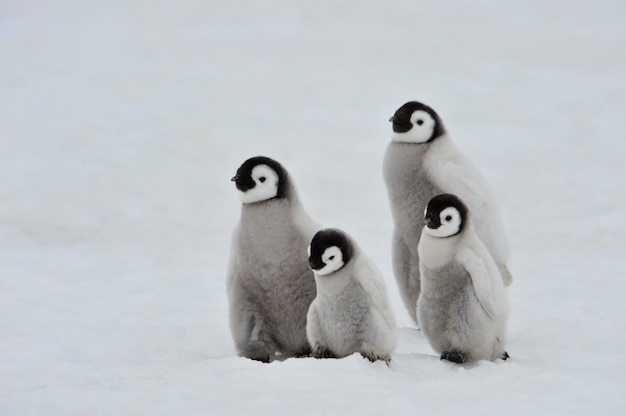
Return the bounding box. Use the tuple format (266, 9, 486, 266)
(389, 101, 446, 144)
(308, 228, 354, 276)
(423, 194, 469, 238)
(231, 156, 287, 204)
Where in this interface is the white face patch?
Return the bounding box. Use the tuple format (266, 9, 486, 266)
(238, 164, 280, 204)
(424, 206, 462, 238)
(313, 246, 344, 276)
(391, 110, 436, 143)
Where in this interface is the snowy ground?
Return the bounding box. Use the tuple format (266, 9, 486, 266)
(2, 0, 626, 414)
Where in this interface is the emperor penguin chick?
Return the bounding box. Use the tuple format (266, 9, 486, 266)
(227, 156, 320, 363)
(306, 228, 397, 364)
(383, 100, 511, 323)
(417, 194, 509, 363)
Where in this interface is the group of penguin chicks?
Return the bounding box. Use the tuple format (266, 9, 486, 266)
(226, 101, 512, 365)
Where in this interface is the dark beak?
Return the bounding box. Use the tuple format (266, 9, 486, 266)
(388, 116, 396, 123)
(424, 217, 438, 229)
(309, 258, 324, 271)
(231, 175, 239, 182)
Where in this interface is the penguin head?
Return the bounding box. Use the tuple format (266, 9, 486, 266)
(423, 194, 469, 238)
(308, 228, 353, 276)
(388, 101, 445, 144)
(231, 156, 287, 204)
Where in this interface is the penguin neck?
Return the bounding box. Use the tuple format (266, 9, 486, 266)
(427, 133, 454, 148)
(239, 192, 302, 247)
(314, 262, 354, 297)
(422, 134, 461, 169)
(383, 140, 433, 201)
(419, 223, 472, 269)
(241, 192, 296, 220)
(385, 140, 430, 168)
(383, 139, 446, 234)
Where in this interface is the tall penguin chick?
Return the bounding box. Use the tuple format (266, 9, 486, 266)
(306, 229, 397, 364)
(383, 100, 511, 324)
(227, 156, 320, 363)
(417, 194, 509, 363)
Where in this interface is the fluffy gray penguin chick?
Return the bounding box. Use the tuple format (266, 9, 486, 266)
(306, 228, 397, 364)
(417, 194, 509, 363)
(227, 156, 320, 362)
(383, 100, 511, 323)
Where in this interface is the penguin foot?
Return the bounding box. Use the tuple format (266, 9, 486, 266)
(501, 351, 510, 361)
(238, 342, 272, 363)
(294, 344, 312, 358)
(243, 353, 271, 363)
(361, 351, 392, 365)
(311, 346, 337, 359)
(441, 351, 470, 364)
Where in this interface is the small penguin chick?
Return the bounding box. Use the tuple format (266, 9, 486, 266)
(306, 229, 396, 364)
(417, 194, 509, 364)
(227, 156, 319, 363)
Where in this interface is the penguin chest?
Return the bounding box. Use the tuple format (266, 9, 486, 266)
(239, 221, 309, 275)
(236, 220, 316, 312)
(418, 262, 475, 333)
(316, 280, 370, 356)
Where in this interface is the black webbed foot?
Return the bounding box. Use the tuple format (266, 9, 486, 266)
(501, 351, 510, 360)
(294, 344, 312, 358)
(311, 346, 337, 359)
(239, 342, 272, 363)
(244, 354, 271, 363)
(441, 351, 470, 364)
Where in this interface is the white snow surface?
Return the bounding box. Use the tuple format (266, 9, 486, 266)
(2, 0, 626, 414)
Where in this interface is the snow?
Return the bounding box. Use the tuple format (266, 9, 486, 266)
(1, 0, 626, 414)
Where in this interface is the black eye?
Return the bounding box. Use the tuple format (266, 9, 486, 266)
(445, 215, 452, 222)
(259, 177, 266, 183)
(329, 255, 335, 260)
(416, 119, 424, 125)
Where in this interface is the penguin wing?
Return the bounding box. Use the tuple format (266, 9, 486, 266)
(433, 153, 495, 227)
(292, 204, 323, 242)
(353, 256, 396, 329)
(226, 225, 242, 296)
(458, 246, 500, 320)
(425, 137, 492, 204)
(424, 138, 509, 263)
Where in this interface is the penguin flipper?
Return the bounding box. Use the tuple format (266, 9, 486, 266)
(458, 247, 499, 320)
(353, 256, 396, 331)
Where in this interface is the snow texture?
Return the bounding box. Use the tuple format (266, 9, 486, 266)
(1, 0, 625, 414)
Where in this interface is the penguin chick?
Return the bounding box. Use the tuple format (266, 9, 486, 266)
(227, 156, 320, 362)
(383, 100, 511, 324)
(306, 228, 397, 364)
(417, 194, 509, 363)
